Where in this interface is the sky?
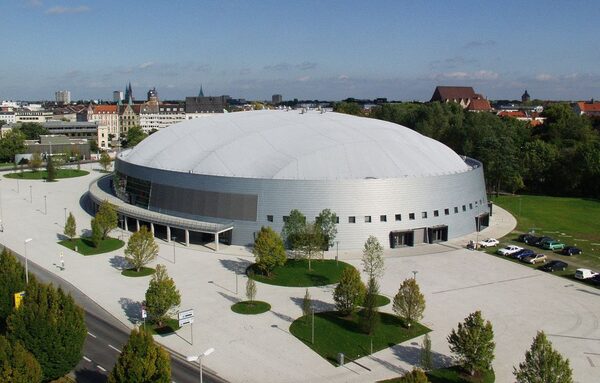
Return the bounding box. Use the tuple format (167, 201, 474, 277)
(1, 0, 599, 102)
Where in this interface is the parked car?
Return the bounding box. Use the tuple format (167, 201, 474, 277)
(534, 237, 554, 248)
(518, 233, 536, 243)
(543, 241, 565, 250)
(497, 245, 523, 256)
(590, 274, 600, 285)
(523, 235, 541, 245)
(512, 248, 535, 260)
(478, 238, 499, 248)
(561, 246, 582, 256)
(539, 260, 568, 272)
(522, 253, 547, 264)
(574, 268, 599, 280)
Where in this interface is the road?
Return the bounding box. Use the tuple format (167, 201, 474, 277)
(8, 249, 226, 383)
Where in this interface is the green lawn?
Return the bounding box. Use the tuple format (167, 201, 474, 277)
(122, 267, 155, 277)
(489, 195, 600, 278)
(231, 300, 271, 315)
(379, 366, 495, 383)
(4, 169, 89, 180)
(289, 311, 430, 365)
(249, 259, 354, 287)
(58, 237, 124, 255)
(141, 318, 180, 335)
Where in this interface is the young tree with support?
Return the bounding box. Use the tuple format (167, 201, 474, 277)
(393, 278, 426, 327)
(64, 212, 77, 241)
(124, 226, 159, 272)
(45, 155, 56, 181)
(95, 200, 118, 240)
(447, 310, 495, 377)
(99, 151, 112, 172)
(145, 265, 181, 327)
(361, 235, 384, 281)
(315, 208, 338, 250)
(513, 331, 573, 383)
(333, 267, 365, 316)
(253, 226, 286, 276)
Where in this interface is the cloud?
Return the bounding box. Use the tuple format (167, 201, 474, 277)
(463, 40, 497, 49)
(46, 5, 90, 15)
(430, 56, 478, 69)
(264, 62, 291, 71)
(431, 70, 499, 81)
(139, 62, 154, 69)
(296, 61, 317, 70)
(264, 61, 317, 72)
(338, 74, 349, 81)
(297, 76, 311, 82)
(25, 0, 43, 7)
(535, 73, 555, 82)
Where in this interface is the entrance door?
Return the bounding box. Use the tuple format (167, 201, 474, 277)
(389, 231, 414, 248)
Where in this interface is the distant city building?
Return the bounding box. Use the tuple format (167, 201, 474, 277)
(86, 104, 120, 137)
(55, 90, 71, 104)
(18, 135, 91, 162)
(185, 89, 228, 114)
(497, 110, 545, 126)
(0, 111, 16, 124)
(139, 103, 186, 132)
(430, 86, 492, 112)
(42, 120, 109, 149)
(272, 94, 283, 104)
(15, 110, 53, 123)
(113, 91, 124, 102)
(573, 100, 600, 117)
(124, 82, 134, 104)
(521, 90, 531, 103)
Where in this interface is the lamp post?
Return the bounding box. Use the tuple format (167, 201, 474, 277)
(44, 195, 47, 215)
(412, 270, 418, 280)
(172, 236, 177, 264)
(64, 208, 67, 225)
(29, 185, 32, 203)
(335, 241, 339, 266)
(187, 347, 215, 383)
(24, 238, 33, 284)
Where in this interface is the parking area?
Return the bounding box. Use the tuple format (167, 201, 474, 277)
(0, 168, 598, 382)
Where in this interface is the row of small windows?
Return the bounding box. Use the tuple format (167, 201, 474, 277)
(267, 200, 483, 224)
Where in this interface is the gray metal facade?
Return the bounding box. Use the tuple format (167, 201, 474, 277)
(115, 156, 488, 250)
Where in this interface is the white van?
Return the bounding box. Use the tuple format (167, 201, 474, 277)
(574, 268, 598, 280)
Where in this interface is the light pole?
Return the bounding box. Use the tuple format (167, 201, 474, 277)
(44, 195, 47, 215)
(187, 347, 215, 383)
(24, 238, 33, 284)
(64, 208, 67, 225)
(412, 270, 418, 280)
(29, 185, 32, 203)
(172, 236, 177, 263)
(335, 241, 339, 266)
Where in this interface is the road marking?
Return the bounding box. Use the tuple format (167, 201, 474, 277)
(109, 344, 122, 353)
(83, 356, 91, 362)
(87, 332, 97, 338)
(97, 365, 107, 372)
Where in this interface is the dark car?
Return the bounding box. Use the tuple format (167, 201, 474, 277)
(590, 274, 600, 286)
(524, 236, 541, 245)
(534, 236, 554, 248)
(512, 248, 535, 260)
(539, 260, 568, 272)
(561, 246, 582, 256)
(518, 233, 534, 243)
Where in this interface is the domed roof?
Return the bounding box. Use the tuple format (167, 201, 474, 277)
(120, 110, 471, 180)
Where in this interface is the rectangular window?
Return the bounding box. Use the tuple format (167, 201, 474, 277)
(422, 211, 427, 219)
(469, 203, 473, 210)
(409, 213, 415, 220)
(335, 216, 340, 224)
(283, 216, 289, 223)
(462, 205, 467, 212)
(380, 215, 387, 222)
(434, 210, 439, 217)
(444, 208, 450, 215)
(365, 216, 372, 223)
(395, 214, 401, 221)
(348, 216, 356, 223)
(454, 207, 459, 214)
(267, 215, 273, 222)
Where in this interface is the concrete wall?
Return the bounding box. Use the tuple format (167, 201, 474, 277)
(116, 158, 487, 250)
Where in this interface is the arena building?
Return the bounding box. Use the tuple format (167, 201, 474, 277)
(89, 110, 489, 250)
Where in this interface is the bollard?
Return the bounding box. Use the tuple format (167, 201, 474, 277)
(338, 352, 344, 367)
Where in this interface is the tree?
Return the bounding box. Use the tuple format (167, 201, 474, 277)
(28, 152, 42, 172)
(253, 226, 286, 276)
(7, 282, 86, 382)
(359, 277, 380, 335)
(145, 265, 181, 327)
(91, 218, 102, 248)
(398, 368, 430, 383)
(125, 226, 159, 272)
(45, 155, 56, 181)
(513, 331, 573, 383)
(333, 267, 365, 316)
(362, 236, 384, 281)
(95, 200, 118, 239)
(420, 333, 433, 371)
(0, 130, 26, 163)
(447, 311, 495, 376)
(315, 208, 338, 249)
(295, 222, 325, 270)
(99, 151, 112, 172)
(0, 335, 42, 383)
(124, 126, 148, 148)
(393, 278, 426, 326)
(302, 289, 312, 322)
(108, 327, 171, 383)
(281, 209, 306, 249)
(64, 212, 77, 241)
(0, 249, 27, 330)
(246, 276, 257, 303)
(17, 122, 48, 140)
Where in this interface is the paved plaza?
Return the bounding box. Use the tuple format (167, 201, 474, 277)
(0, 167, 598, 382)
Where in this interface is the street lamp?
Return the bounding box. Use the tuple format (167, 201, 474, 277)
(172, 236, 177, 264)
(64, 207, 67, 225)
(29, 185, 32, 203)
(412, 270, 418, 280)
(44, 195, 47, 215)
(187, 347, 215, 383)
(24, 238, 33, 284)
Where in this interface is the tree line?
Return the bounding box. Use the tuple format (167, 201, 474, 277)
(335, 101, 600, 198)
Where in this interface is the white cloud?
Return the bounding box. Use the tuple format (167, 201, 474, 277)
(297, 76, 311, 82)
(46, 5, 90, 15)
(139, 62, 154, 69)
(338, 74, 349, 80)
(463, 40, 497, 49)
(535, 73, 555, 81)
(25, 0, 43, 7)
(432, 70, 499, 81)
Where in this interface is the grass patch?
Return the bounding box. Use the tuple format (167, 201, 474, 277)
(248, 259, 354, 287)
(141, 318, 180, 335)
(489, 195, 600, 286)
(372, 294, 391, 307)
(290, 310, 430, 365)
(379, 366, 494, 383)
(231, 300, 271, 315)
(58, 237, 124, 255)
(121, 267, 155, 277)
(4, 169, 89, 180)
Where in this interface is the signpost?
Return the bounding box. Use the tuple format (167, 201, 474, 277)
(178, 309, 195, 345)
(141, 307, 147, 327)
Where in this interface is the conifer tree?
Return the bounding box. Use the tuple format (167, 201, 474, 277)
(64, 212, 77, 241)
(0, 335, 42, 383)
(447, 311, 495, 376)
(302, 289, 312, 324)
(359, 277, 380, 335)
(0, 249, 27, 329)
(45, 155, 56, 181)
(513, 331, 573, 383)
(91, 218, 102, 247)
(108, 327, 171, 383)
(7, 282, 86, 381)
(95, 200, 118, 239)
(333, 267, 365, 316)
(145, 265, 181, 327)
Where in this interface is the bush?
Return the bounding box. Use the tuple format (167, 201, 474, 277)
(333, 267, 365, 316)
